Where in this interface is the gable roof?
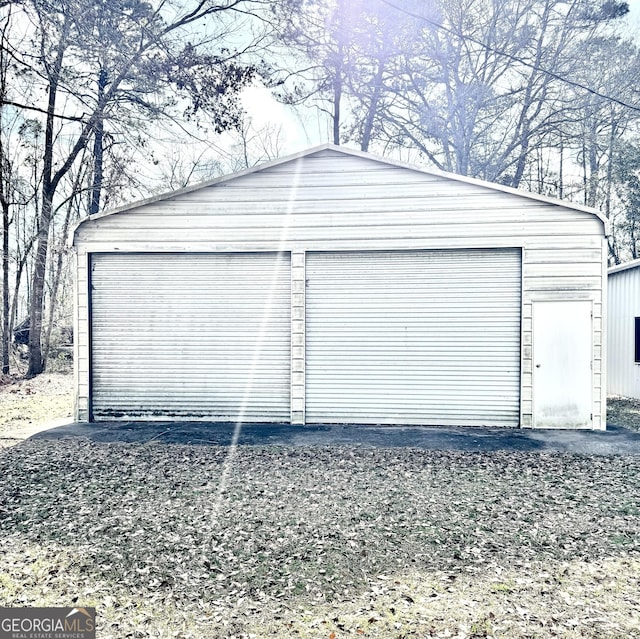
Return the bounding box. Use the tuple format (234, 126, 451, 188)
(72, 143, 608, 240)
(609, 258, 640, 275)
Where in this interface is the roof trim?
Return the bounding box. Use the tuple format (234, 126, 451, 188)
(71, 143, 608, 245)
(609, 257, 640, 275)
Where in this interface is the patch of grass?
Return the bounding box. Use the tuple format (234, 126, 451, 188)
(617, 502, 640, 516)
(609, 533, 637, 546)
(490, 581, 514, 593)
(470, 615, 495, 637)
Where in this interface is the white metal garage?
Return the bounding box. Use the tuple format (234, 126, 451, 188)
(72, 144, 608, 429)
(90, 252, 291, 421)
(305, 249, 522, 426)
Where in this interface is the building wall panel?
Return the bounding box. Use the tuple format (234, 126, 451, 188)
(608, 266, 640, 399)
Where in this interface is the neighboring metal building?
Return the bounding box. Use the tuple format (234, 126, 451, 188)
(72, 145, 608, 429)
(608, 259, 640, 400)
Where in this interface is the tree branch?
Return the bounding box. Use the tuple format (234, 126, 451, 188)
(0, 99, 85, 122)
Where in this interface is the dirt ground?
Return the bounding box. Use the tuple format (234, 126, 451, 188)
(0, 372, 73, 448)
(1, 439, 640, 638)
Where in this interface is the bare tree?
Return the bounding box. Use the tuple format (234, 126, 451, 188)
(0, 4, 38, 374)
(228, 114, 286, 170)
(1, 0, 266, 375)
(272, 0, 364, 145)
(0, 17, 10, 375)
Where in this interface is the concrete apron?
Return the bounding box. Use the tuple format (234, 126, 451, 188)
(28, 421, 640, 455)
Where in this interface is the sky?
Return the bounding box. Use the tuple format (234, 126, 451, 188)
(240, 85, 323, 152)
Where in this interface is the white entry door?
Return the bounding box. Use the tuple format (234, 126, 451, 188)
(533, 301, 592, 428)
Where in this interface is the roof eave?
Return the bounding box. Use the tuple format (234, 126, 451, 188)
(608, 257, 640, 275)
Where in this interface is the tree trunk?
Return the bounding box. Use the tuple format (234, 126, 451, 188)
(582, 138, 588, 206)
(2, 197, 8, 374)
(89, 68, 107, 216)
(608, 234, 620, 264)
(511, 130, 530, 189)
(8, 231, 35, 344)
(332, 59, 342, 145)
(558, 133, 564, 199)
(587, 121, 600, 208)
(0, 5, 11, 373)
(42, 236, 63, 371)
(332, 2, 345, 147)
(27, 191, 53, 376)
(604, 114, 617, 220)
(42, 171, 80, 369)
(27, 17, 69, 377)
(360, 51, 387, 152)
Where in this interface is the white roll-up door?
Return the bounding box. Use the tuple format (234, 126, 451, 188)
(90, 252, 291, 421)
(306, 249, 521, 426)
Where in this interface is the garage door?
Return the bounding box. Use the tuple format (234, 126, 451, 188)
(90, 252, 291, 421)
(306, 249, 521, 426)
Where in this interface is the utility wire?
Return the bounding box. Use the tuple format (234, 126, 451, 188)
(380, 0, 640, 113)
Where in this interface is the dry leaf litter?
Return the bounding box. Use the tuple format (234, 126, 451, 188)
(0, 377, 639, 638)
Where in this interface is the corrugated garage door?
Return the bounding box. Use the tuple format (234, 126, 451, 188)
(90, 252, 291, 421)
(306, 249, 521, 426)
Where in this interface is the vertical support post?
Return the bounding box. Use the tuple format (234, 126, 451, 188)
(290, 250, 306, 424)
(599, 236, 608, 430)
(75, 249, 91, 422)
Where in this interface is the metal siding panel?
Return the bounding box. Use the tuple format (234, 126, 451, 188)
(79, 207, 573, 230)
(76, 153, 604, 249)
(608, 268, 640, 399)
(306, 249, 522, 426)
(90, 253, 291, 421)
